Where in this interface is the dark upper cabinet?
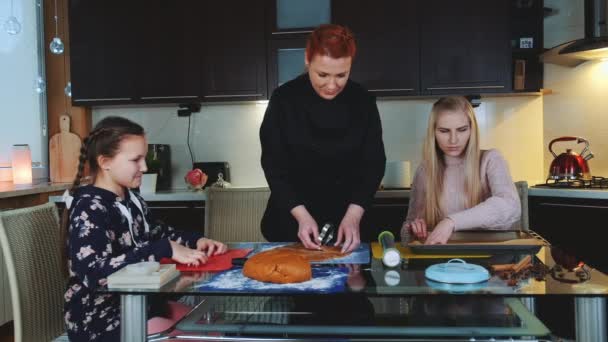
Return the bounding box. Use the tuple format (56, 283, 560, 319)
(202, 1, 267, 101)
(69, 0, 136, 104)
(266, 0, 332, 36)
(136, 0, 202, 103)
(420, 0, 512, 95)
(332, 0, 419, 96)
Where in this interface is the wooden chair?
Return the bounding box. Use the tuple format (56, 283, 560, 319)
(0, 202, 67, 341)
(204, 187, 270, 242)
(514, 181, 529, 231)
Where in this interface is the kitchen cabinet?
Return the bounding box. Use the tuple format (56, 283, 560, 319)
(361, 196, 409, 243)
(136, 0, 202, 103)
(69, 0, 136, 104)
(202, 1, 267, 101)
(529, 196, 608, 273)
(332, 0, 419, 96)
(146, 201, 205, 234)
(267, 38, 307, 93)
(420, 0, 512, 95)
(528, 194, 608, 341)
(266, 0, 331, 36)
(510, 0, 545, 92)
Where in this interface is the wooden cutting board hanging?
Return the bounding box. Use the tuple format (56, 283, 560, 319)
(49, 114, 82, 183)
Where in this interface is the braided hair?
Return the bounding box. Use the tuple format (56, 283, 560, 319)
(69, 116, 145, 194)
(62, 117, 144, 274)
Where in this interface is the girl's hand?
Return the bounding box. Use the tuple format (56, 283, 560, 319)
(408, 218, 428, 240)
(424, 218, 456, 245)
(170, 240, 208, 266)
(196, 238, 228, 256)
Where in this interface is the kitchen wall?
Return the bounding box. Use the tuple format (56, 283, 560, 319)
(543, 0, 608, 177)
(94, 95, 544, 188)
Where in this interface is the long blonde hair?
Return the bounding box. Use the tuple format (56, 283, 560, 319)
(422, 96, 482, 228)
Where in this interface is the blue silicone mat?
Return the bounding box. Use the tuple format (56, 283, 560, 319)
(230, 242, 370, 264)
(196, 267, 350, 294)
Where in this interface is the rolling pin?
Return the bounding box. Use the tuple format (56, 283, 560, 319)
(378, 231, 401, 267)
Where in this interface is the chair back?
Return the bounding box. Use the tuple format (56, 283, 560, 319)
(0, 202, 66, 342)
(204, 187, 269, 242)
(514, 181, 529, 231)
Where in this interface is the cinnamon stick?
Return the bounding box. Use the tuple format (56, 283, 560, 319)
(491, 263, 515, 272)
(512, 255, 532, 273)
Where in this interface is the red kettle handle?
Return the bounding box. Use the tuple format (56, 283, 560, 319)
(548, 136, 588, 158)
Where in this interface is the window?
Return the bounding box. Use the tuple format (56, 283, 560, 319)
(0, 0, 47, 181)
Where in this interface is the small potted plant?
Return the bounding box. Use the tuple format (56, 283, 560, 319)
(141, 150, 161, 193)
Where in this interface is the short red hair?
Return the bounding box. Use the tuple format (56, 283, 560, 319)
(305, 24, 356, 62)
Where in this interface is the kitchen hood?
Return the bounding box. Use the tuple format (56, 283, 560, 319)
(541, 0, 608, 67)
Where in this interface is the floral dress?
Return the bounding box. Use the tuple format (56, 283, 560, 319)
(63, 185, 202, 341)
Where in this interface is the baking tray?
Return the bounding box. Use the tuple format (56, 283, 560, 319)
(407, 231, 545, 255)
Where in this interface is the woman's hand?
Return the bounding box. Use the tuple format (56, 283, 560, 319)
(424, 218, 456, 245)
(335, 204, 364, 253)
(196, 238, 228, 256)
(170, 240, 208, 266)
(406, 218, 428, 240)
(291, 205, 321, 250)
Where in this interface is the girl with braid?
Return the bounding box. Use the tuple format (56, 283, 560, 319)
(62, 116, 227, 341)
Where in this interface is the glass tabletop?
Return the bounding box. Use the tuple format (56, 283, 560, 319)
(99, 244, 608, 298)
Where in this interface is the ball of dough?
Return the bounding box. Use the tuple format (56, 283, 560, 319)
(243, 249, 312, 284)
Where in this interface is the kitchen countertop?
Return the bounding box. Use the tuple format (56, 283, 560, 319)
(0, 180, 70, 199)
(49, 188, 412, 203)
(528, 186, 608, 200)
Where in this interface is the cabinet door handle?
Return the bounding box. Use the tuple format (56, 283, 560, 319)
(73, 97, 132, 102)
(140, 96, 198, 100)
(204, 94, 262, 98)
(368, 88, 415, 92)
(539, 202, 608, 210)
(271, 30, 313, 35)
(426, 85, 505, 90)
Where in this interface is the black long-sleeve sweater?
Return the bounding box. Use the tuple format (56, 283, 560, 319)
(259, 74, 386, 241)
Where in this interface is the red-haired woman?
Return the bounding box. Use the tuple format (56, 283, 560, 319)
(260, 24, 386, 253)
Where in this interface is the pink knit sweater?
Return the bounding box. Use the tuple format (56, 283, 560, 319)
(404, 149, 521, 231)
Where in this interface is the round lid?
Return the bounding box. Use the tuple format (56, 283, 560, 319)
(425, 259, 490, 284)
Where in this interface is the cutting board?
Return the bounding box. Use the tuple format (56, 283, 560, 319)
(371, 242, 490, 259)
(196, 267, 349, 293)
(49, 114, 82, 183)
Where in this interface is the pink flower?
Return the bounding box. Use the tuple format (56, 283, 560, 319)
(185, 168, 208, 190)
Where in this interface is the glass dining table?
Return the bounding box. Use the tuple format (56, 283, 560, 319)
(100, 243, 608, 342)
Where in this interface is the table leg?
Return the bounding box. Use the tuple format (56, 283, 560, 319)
(121, 294, 147, 342)
(575, 297, 606, 342)
(520, 297, 536, 315)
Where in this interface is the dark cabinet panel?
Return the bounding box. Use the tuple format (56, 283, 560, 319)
(529, 196, 608, 273)
(202, 1, 267, 101)
(420, 0, 511, 94)
(267, 38, 307, 94)
(146, 201, 205, 234)
(361, 197, 408, 243)
(69, 0, 136, 104)
(332, 0, 419, 96)
(136, 0, 202, 102)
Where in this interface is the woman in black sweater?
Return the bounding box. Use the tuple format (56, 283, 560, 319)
(260, 24, 386, 253)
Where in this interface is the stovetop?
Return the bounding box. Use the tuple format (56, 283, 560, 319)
(533, 176, 608, 190)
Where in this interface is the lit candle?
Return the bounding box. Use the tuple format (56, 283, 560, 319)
(11, 144, 32, 184)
